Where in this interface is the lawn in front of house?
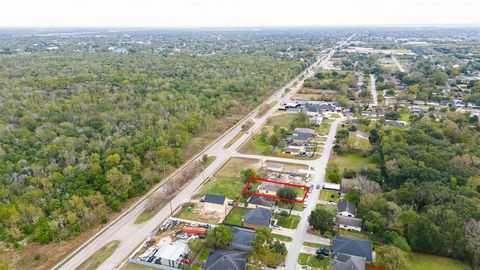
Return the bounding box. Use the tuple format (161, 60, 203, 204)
(275, 213, 300, 229)
(298, 253, 330, 269)
(303, 242, 330, 249)
(266, 113, 295, 129)
(223, 207, 250, 226)
(407, 253, 472, 270)
(319, 190, 340, 202)
(272, 233, 293, 242)
(276, 200, 304, 212)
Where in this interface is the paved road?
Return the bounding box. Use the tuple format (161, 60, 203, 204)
(283, 117, 345, 270)
(392, 56, 405, 72)
(55, 36, 354, 270)
(369, 74, 378, 107)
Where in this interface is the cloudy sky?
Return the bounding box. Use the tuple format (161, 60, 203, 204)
(1, 0, 479, 27)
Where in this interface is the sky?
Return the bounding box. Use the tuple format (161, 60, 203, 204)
(1, 0, 479, 28)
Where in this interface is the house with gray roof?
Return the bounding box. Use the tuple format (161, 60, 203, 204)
(335, 215, 363, 231)
(332, 236, 373, 263)
(337, 200, 357, 217)
(242, 208, 273, 228)
(247, 196, 275, 209)
(231, 227, 255, 252)
(331, 253, 365, 270)
(203, 251, 246, 270)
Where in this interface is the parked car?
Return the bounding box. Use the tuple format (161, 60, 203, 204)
(316, 184, 321, 189)
(316, 248, 329, 256)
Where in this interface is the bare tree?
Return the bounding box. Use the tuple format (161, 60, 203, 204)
(355, 175, 381, 194)
(465, 219, 480, 266)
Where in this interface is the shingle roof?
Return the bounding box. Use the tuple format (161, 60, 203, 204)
(332, 236, 372, 263)
(204, 194, 226, 205)
(247, 196, 275, 207)
(259, 182, 282, 193)
(331, 253, 365, 270)
(335, 215, 363, 228)
(243, 208, 273, 227)
(231, 227, 255, 252)
(203, 251, 247, 270)
(337, 200, 357, 216)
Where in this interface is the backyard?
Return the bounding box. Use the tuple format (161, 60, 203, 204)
(223, 207, 250, 226)
(319, 190, 340, 202)
(407, 253, 472, 270)
(298, 253, 330, 269)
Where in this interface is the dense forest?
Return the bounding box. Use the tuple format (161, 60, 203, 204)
(0, 31, 314, 247)
(355, 114, 480, 266)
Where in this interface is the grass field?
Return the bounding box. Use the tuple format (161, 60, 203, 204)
(272, 233, 293, 242)
(266, 113, 295, 128)
(238, 132, 274, 156)
(329, 152, 376, 173)
(298, 253, 330, 269)
(275, 213, 300, 229)
(77, 240, 120, 270)
(407, 253, 472, 270)
(175, 203, 221, 224)
(338, 229, 378, 244)
(134, 211, 155, 224)
(319, 190, 340, 202)
(316, 122, 332, 135)
(223, 207, 249, 226)
(277, 200, 304, 211)
(122, 262, 158, 270)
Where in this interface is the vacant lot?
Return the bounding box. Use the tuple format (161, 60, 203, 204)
(266, 113, 295, 128)
(407, 253, 472, 270)
(195, 177, 245, 200)
(215, 157, 260, 178)
(238, 131, 275, 156)
(329, 152, 376, 173)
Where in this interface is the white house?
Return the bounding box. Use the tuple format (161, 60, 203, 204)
(335, 215, 363, 231)
(203, 194, 228, 215)
(337, 200, 357, 217)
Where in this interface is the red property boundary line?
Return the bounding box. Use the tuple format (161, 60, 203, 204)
(242, 177, 310, 204)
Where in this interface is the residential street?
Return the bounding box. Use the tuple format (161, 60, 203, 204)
(392, 56, 405, 72)
(283, 116, 345, 270)
(370, 74, 378, 107)
(55, 35, 355, 270)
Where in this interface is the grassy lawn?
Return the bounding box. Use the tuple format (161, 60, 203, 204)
(77, 240, 120, 270)
(275, 214, 300, 229)
(215, 157, 259, 178)
(298, 253, 330, 269)
(329, 113, 341, 119)
(122, 262, 158, 270)
(303, 242, 330, 249)
(329, 152, 376, 173)
(399, 111, 410, 121)
(338, 229, 378, 244)
(277, 200, 304, 212)
(407, 253, 472, 270)
(224, 131, 245, 149)
(266, 113, 295, 128)
(272, 233, 293, 242)
(316, 122, 332, 135)
(319, 190, 340, 202)
(223, 207, 249, 226)
(134, 211, 155, 224)
(195, 177, 245, 200)
(238, 132, 274, 156)
(316, 204, 336, 214)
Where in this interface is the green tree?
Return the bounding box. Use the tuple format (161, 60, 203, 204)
(308, 208, 334, 234)
(376, 245, 408, 270)
(206, 225, 233, 249)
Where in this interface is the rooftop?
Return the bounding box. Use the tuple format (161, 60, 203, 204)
(243, 208, 273, 227)
(332, 236, 372, 263)
(204, 194, 227, 205)
(203, 250, 247, 270)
